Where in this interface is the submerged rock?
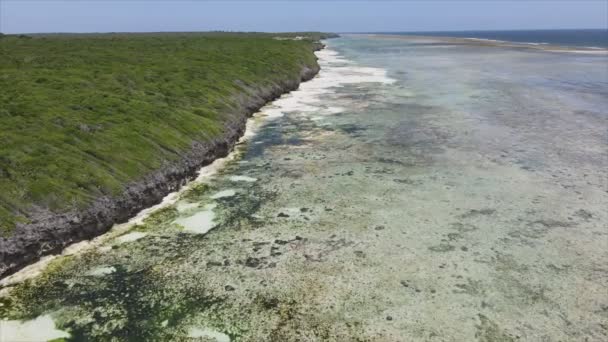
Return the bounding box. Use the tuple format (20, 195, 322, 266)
(244, 257, 261, 268)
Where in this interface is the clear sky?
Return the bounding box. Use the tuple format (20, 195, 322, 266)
(1, 1, 606, 34)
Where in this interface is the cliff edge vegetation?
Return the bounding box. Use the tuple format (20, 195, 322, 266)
(0, 32, 327, 233)
(0, 32, 334, 276)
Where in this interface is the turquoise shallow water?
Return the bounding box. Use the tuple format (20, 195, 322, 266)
(1, 35, 607, 341)
(373, 29, 608, 48)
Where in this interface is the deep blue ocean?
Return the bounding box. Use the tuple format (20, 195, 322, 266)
(372, 29, 608, 48)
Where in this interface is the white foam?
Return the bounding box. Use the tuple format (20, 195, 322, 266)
(524, 42, 549, 46)
(254, 46, 395, 120)
(229, 175, 258, 182)
(0, 315, 70, 341)
(187, 327, 231, 342)
(546, 49, 608, 55)
(210, 189, 237, 199)
(86, 266, 116, 277)
(465, 37, 506, 43)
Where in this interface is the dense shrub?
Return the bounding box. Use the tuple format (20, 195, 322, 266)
(0, 32, 322, 234)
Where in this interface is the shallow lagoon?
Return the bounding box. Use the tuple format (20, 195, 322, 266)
(1, 35, 607, 341)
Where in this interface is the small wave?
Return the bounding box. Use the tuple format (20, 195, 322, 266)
(258, 47, 395, 119)
(465, 38, 506, 43)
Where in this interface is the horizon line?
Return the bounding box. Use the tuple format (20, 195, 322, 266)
(2, 27, 607, 35)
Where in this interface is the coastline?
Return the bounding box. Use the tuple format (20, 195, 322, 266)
(1, 33, 606, 341)
(360, 33, 608, 54)
(0, 43, 325, 280)
(1, 41, 401, 341)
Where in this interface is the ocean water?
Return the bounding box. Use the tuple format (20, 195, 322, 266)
(375, 29, 608, 48)
(1, 35, 607, 341)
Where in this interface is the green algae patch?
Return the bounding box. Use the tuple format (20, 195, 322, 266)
(180, 183, 211, 203)
(1, 254, 227, 341)
(138, 206, 180, 231)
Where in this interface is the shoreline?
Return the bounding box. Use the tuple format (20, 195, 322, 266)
(0, 42, 398, 290)
(0, 84, 277, 289)
(354, 33, 608, 54)
(0, 43, 325, 280)
(2, 33, 606, 341)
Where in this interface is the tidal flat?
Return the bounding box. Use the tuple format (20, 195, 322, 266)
(1, 35, 607, 341)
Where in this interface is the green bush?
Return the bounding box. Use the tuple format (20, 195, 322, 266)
(0, 32, 322, 234)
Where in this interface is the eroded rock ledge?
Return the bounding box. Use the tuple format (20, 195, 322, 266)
(0, 44, 324, 279)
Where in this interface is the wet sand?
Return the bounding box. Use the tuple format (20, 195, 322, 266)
(1, 35, 607, 341)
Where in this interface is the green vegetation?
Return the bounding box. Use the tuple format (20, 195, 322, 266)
(0, 32, 325, 234)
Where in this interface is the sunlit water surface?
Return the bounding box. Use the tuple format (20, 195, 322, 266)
(1, 35, 607, 341)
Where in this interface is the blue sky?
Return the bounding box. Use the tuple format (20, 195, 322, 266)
(1, 1, 606, 34)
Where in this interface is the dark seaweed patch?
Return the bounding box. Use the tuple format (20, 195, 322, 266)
(475, 314, 516, 342)
(6, 264, 223, 341)
(459, 208, 496, 219)
(428, 243, 456, 253)
(179, 183, 210, 202)
(213, 186, 277, 230)
(335, 123, 367, 137)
